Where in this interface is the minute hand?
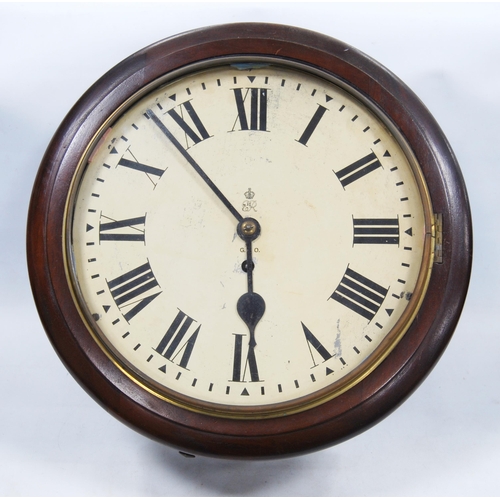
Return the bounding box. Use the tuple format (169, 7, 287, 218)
(146, 108, 243, 223)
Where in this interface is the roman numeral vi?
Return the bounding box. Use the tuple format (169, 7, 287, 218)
(232, 333, 260, 382)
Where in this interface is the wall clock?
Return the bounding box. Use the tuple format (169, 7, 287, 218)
(27, 23, 472, 458)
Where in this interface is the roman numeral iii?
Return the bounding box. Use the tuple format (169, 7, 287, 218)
(107, 261, 161, 322)
(353, 218, 399, 245)
(155, 309, 201, 369)
(330, 267, 388, 321)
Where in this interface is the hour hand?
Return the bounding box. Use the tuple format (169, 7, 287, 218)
(236, 218, 266, 347)
(237, 292, 265, 348)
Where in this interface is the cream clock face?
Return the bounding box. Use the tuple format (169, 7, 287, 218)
(67, 62, 432, 416)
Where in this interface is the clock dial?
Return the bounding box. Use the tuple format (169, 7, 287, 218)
(67, 62, 433, 416)
(28, 23, 472, 457)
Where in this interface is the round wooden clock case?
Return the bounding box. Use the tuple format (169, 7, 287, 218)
(27, 23, 472, 458)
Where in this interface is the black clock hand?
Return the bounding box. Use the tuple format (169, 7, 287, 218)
(146, 108, 243, 223)
(147, 109, 264, 357)
(236, 218, 266, 353)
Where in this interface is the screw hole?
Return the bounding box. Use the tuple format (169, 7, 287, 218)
(241, 260, 255, 273)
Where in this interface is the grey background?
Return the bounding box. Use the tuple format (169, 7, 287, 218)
(1, 2, 498, 496)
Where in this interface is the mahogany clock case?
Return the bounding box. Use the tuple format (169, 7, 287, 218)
(27, 23, 472, 458)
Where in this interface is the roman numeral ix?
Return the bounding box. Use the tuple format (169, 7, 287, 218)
(99, 214, 146, 242)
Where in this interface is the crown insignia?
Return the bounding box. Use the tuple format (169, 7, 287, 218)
(244, 188, 255, 199)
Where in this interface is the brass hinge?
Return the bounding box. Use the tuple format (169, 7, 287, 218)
(433, 213, 443, 264)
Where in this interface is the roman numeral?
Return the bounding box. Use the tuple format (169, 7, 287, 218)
(353, 218, 399, 245)
(99, 214, 146, 242)
(107, 261, 161, 322)
(118, 156, 165, 178)
(335, 151, 382, 187)
(232, 333, 260, 382)
(155, 309, 200, 369)
(301, 322, 332, 366)
(166, 100, 210, 146)
(297, 104, 328, 146)
(231, 88, 268, 131)
(330, 267, 388, 321)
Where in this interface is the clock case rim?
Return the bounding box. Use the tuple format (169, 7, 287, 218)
(27, 22, 472, 458)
